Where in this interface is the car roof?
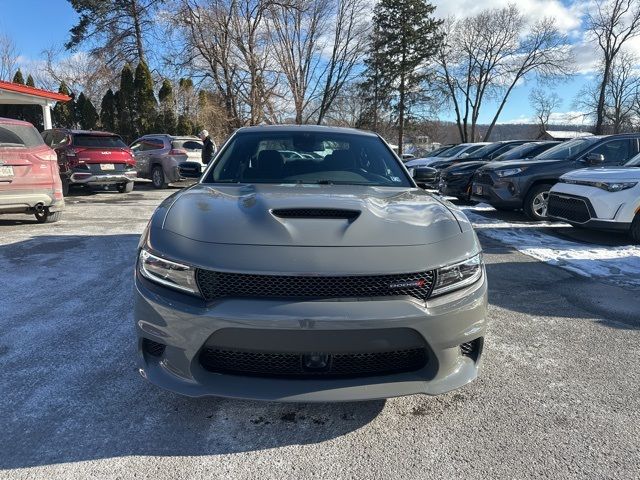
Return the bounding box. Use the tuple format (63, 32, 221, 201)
(0, 116, 33, 126)
(44, 128, 120, 136)
(235, 124, 379, 137)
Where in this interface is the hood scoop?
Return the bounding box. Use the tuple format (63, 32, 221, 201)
(272, 208, 361, 221)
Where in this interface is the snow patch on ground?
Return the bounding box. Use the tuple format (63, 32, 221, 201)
(462, 205, 640, 290)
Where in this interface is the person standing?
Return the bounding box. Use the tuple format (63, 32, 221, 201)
(199, 130, 216, 165)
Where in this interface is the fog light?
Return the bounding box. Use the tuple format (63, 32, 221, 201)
(302, 352, 330, 371)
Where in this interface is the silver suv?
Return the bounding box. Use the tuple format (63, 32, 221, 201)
(130, 135, 205, 188)
(134, 125, 487, 402)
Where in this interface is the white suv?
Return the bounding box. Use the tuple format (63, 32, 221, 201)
(547, 154, 640, 242)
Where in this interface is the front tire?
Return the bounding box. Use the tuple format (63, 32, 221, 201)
(151, 166, 167, 189)
(117, 181, 134, 193)
(34, 208, 62, 224)
(524, 184, 553, 220)
(631, 213, 640, 243)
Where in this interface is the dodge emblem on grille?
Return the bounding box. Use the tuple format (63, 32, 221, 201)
(389, 279, 426, 289)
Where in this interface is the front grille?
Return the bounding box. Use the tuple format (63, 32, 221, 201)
(548, 194, 591, 223)
(199, 347, 428, 378)
(272, 208, 360, 220)
(460, 337, 483, 362)
(195, 269, 436, 301)
(143, 338, 166, 357)
(474, 172, 494, 185)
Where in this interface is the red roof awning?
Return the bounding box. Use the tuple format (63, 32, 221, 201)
(0, 80, 71, 102)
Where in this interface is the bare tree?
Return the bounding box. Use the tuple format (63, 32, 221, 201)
(0, 33, 19, 82)
(437, 6, 573, 142)
(576, 49, 640, 133)
(313, 0, 370, 124)
(529, 87, 562, 135)
(40, 46, 118, 105)
(586, 0, 640, 134)
(268, 0, 330, 124)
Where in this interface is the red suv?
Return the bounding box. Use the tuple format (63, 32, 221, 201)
(41, 128, 137, 195)
(0, 117, 64, 223)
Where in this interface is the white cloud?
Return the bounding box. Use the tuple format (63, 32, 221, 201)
(504, 110, 590, 125)
(432, 0, 586, 33)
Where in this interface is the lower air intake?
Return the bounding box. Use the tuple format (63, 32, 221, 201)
(199, 347, 428, 378)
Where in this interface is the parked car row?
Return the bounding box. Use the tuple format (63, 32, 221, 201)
(409, 134, 640, 243)
(0, 116, 212, 223)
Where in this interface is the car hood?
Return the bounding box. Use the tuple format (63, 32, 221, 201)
(481, 158, 566, 170)
(561, 167, 640, 182)
(444, 161, 489, 173)
(405, 157, 439, 167)
(158, 183, 466, 247)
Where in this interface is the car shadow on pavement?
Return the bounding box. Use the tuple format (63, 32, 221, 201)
(484, 253, 640, 331)
(0, 235, 384, 470)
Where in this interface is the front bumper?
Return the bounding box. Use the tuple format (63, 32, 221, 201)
(134, 271, 488, 402)
(547, 189, 634, 231)
(470, 173, 523, 208)
(439, 174, 472, 198)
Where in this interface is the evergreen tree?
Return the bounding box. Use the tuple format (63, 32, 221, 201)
(116, 64, 136, 141)
(12, 69, 24, 84)
(134, 61, 157, 135)
(23, 74, 43, 128)
(364, 0, 442, 154)
(100, 89, 117, 132)
(155, 79, 176, 134)
(52, 82, 76, 128)
(76, 92, 99, 130)
(176, 114, 194, 136)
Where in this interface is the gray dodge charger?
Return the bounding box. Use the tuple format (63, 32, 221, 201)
(134, 125, 487, 402)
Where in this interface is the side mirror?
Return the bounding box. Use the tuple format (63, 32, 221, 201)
(584, 153, 605, 165)
(412, 166, 437, 184)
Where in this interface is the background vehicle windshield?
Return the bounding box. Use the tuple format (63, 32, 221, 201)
(0, 123, 44, 148)
(535, 137, 599, 160)
(464, 143, 505, 158)
(625, 153, 640, 166)
(204, 131, 412, 187)
(73, 134, 127, 148)
(438, 144, 469, 158)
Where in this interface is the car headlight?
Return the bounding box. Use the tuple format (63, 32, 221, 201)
(495, 167, 526, 177)
(431, 254, 483, 297)
(594, 181, 637, 192)
(138, 248, 200, 295)
(449, 170, 470, 176)
(408, 168, 415, 176)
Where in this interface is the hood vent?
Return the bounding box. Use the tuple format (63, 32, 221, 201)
(272, 208, 361, 221)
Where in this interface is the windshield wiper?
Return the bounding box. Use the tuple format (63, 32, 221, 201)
(315, 179, 334, 185)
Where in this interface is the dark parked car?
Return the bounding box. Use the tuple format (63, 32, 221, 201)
(41, 128, 137, 195)
(439, 141, 559, 202)
(0, 117, 64, 223)
(470, 134, 640, 219)
(428, 140, 530, 171)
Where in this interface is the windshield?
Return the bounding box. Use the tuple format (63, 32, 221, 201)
(535, 137, 599, 160)
(203, 131, 412, 187)
(440, 144, 471, 158)
(625, 153, 640, 166)
(73, 134, 127, 148)
(464, 143, 505, 159)
(0, 123, 44, 148)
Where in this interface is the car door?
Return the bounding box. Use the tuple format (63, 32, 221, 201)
(130, 138, 151, 176)
(585, 138, 635, 166)
(143, 137, 169, 174)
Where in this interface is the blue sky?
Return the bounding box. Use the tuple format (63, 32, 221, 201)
(1, 0, 595, 125)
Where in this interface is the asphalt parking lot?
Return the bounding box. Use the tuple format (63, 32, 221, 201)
(1, 185, 639, 480)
